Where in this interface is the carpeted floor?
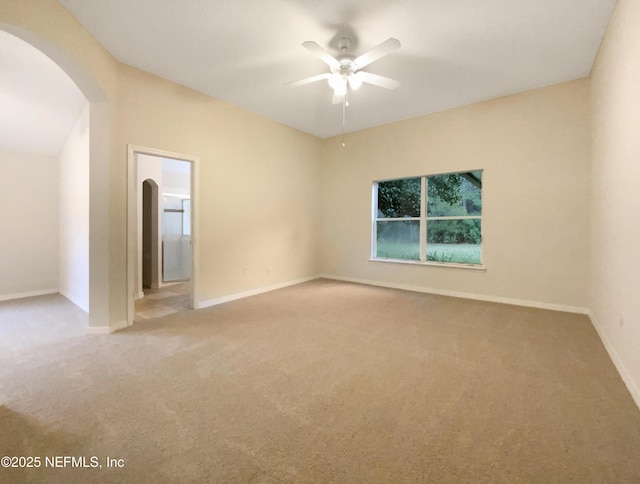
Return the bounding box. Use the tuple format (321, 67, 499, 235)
(1, 279, 640, 483)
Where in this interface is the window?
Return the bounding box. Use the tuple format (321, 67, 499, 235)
(372, 170, 482, 266)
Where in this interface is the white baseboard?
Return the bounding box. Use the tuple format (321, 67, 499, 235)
(59, 291, 89, 313)
(320, 274, 589, 314)
(198, 276, 320, 309)
(86, 320, 130, 335)
(109, 320, 130, 333)
(588, 311, 640, 411)
(0, 288, 58, 302)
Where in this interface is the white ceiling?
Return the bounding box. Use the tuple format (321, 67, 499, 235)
(5, 1, 614, 146)
(58, 0, 615, 138)
(0, 30, 86, 157)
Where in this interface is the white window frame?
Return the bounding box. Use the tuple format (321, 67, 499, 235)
(371, 170, 484, 270)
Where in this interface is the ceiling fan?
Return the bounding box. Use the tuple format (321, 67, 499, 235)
(287, 37, 401, 104)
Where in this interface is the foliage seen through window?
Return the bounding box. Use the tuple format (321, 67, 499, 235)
(373, 170, 482, 265)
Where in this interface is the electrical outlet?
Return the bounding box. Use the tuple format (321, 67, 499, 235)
(619, 313, 624, 327)
(267, 266, 272, 275)
(243, 266, 248, 276)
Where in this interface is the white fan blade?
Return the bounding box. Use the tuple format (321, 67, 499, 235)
(286, 73, 331, 87)
(359, 71, 400, 90)
(331, 91, 344, 104)
(302, 41, 341, 69)
(353, 38, 401, 69)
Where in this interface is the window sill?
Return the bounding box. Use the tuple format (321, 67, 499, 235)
(369, 258, 486, 271)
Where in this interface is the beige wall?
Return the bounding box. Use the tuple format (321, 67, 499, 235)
(0, 150, 59, 299)
(590, 0, 640, 405)
(117, 65, 322, 305)
(320, 79, 591, 311)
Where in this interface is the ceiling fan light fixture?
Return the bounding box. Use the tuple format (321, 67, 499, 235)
(289, 37, 401, 107)
(334, 77, 347, 96)
(328, 73, 342, 89)
(348, 73, 363, 90)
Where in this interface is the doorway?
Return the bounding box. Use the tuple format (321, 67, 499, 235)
(127, 146, 199, 325)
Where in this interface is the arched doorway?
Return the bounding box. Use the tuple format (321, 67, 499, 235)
(0, 29, 88, 318)
(0, 23, 112, 331)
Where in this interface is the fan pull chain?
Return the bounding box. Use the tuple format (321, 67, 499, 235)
(342, 95, 346, 126)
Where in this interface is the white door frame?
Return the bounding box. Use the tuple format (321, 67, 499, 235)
(126, 144, 200, 325)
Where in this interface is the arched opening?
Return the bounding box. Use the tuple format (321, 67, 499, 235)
(0, 24, 111, 332)
(0, 30, 89, 343)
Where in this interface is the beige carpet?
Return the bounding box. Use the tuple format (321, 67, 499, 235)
(1, 279, 640, 483)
